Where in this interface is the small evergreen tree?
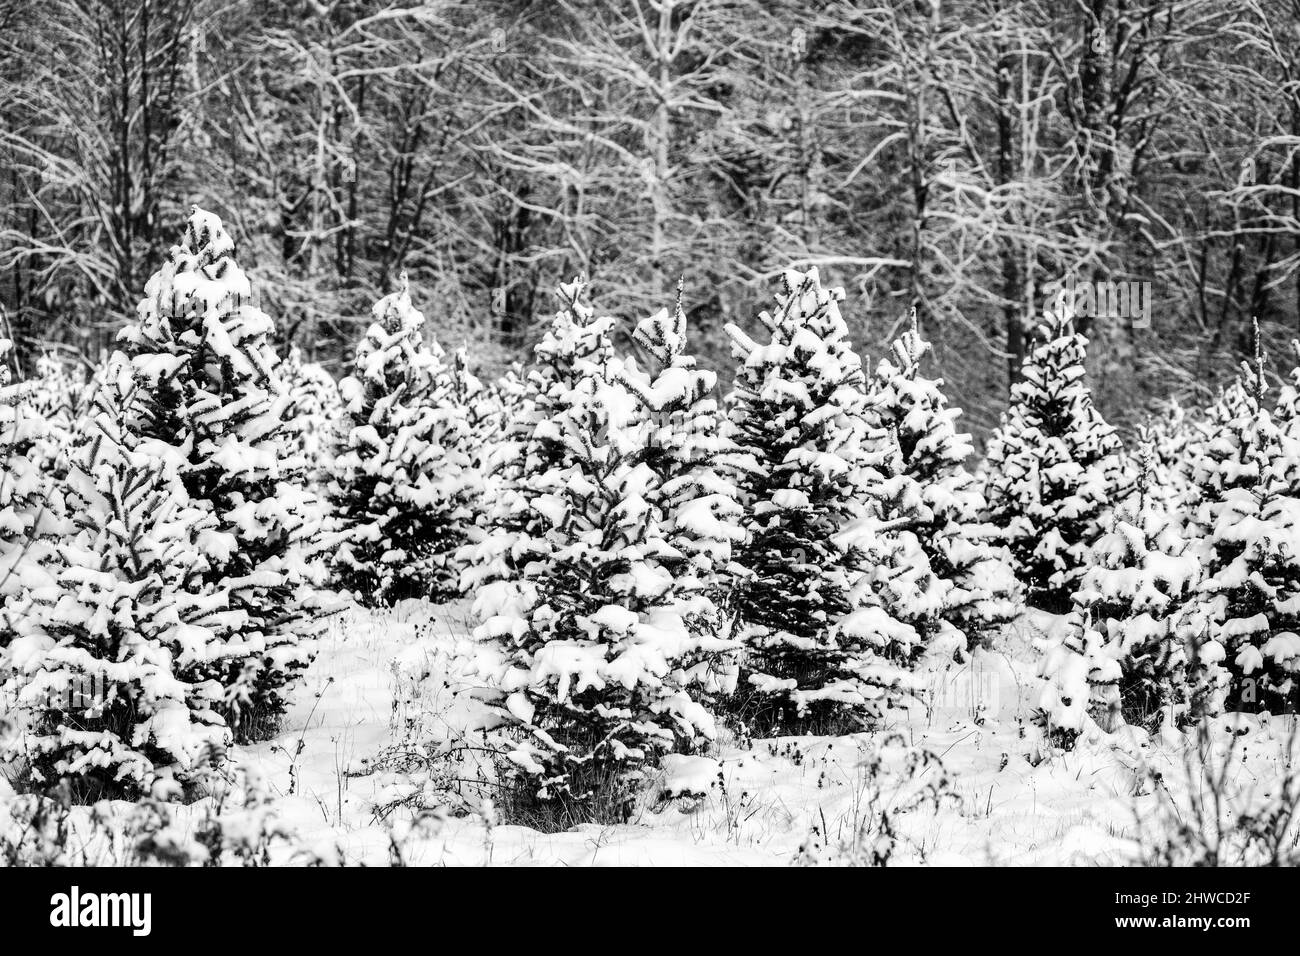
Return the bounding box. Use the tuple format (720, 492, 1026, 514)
(723, 269, 913, 732)
(117, 206, 328, 739)
(983, 313, 1126, 611)
(1036, 443, 1201, 747)
(446, 349, 512, 584)
(331, 276, 478, 604)
(280, 346, 343, 487)
(459, 281, 617, 595)
(859, 319, 1020, 655)
(469, 281, 725, 818)
(1142, 398, 1202, 513)
(618, 283, 747, 689)
(449, 347, 498, 453)
(1181, 379, 1270, 543)
(1185, 341, 1300, 714)
(486, 361, 529, 438)
(3, 368, 231, 798)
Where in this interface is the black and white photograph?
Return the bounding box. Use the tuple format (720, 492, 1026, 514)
(0, 0, 1293, 925)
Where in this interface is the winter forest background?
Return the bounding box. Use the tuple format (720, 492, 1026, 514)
(5, 0, 1300, 440)
(3, 0, 1300, 869)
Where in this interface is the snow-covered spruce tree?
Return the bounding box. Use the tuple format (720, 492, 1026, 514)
(116, 206, 329, 740)
(0, 340, 61, 647)
(331, 276, 478, 605)
(280, 346, 343, 487)
(1184, 346, 1300, 715)
(617, 284, 747, 690)
(982, 312, 1126, 611)
(421, 346, 487, 596)
(487, 361, 529, 437)
(459, 282, 617, 595)
(444, 349, 512, 578)
(723, 269, 914, 733)
(470, 281, 725, 818)
(1141, 398, 1203, 513)
(1035, 443, 1202, 748)
(3, 367, 231, 798)
(858, 319, 1020, 655)
(1180, 378, 1275, 546)
(448, 346, 501, 472)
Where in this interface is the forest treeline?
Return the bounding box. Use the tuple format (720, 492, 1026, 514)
(2, 0, 1300, 442)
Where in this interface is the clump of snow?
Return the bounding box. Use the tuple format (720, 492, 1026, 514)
(660, 754, 722, 798)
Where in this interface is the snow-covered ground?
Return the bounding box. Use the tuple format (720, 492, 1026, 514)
(21, 599, 1297, 866)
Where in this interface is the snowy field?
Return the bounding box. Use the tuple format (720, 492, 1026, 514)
(24, 598, 1285, 868)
